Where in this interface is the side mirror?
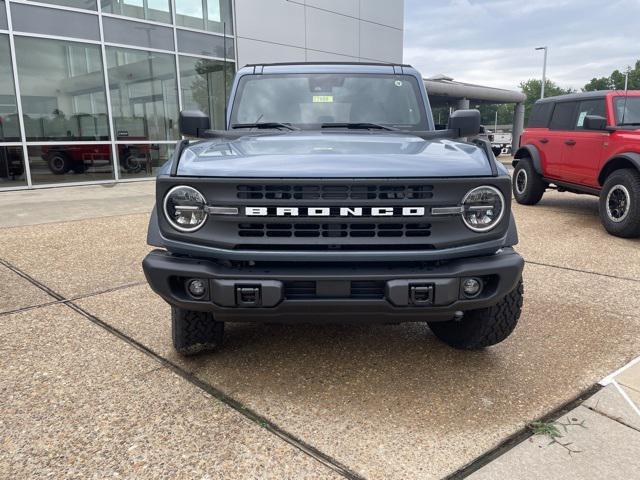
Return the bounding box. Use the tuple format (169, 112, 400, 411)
(448, 109, 481, 137)
(179, 110, 210, 137)
(583, 115, 607, 131)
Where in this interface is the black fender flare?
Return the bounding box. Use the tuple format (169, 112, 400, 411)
(598, 152, 640, 185)
(504, 212, 519, 246)
(146, 206, 164, 248)
(512, 145, 543, 175)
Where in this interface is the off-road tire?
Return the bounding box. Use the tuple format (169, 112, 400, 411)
(47, 153, 71, 175)
(599, 168, 640, 238)
(428, 280, 523, 350)
(171, 306, 224, 356)
(512, 158, 545, 205)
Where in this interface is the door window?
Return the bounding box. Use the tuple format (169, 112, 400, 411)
(528, 102, 553, 128)
(575, 99, 606, 129)
(549, 101, 578, 131)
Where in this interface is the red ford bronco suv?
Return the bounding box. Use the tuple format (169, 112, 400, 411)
(513, 90, 640, 238)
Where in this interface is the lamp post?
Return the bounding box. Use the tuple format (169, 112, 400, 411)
(535, 46, 548, 99)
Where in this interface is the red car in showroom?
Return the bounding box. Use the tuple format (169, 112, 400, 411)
(513, 90, 640, 237)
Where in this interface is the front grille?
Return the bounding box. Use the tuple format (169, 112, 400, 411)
(283, 280, 386, 299)
(237, 184, 434, 200)
(238, 222, 431, 238)
(235, 244, 436, 251)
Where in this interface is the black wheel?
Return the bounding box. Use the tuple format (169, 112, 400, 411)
(599, 168, 640, 238)
(120, 149, 143, 173)
(428, 280, 523, 350)
(171, 306, 224, 356)
(492, 146, 502, 157)
(512, 158, 545, 205)
(47, 153, 71, 175)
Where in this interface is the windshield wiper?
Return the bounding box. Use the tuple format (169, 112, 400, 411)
(320, 122, 399, 131)
(617, 122, 640, 126)
(231, 122, 298, 131)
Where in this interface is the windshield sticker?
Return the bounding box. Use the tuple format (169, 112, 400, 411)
(577, 111, 587, 127)
(395, 80, 403, 87)
(312, 95, 334, 103)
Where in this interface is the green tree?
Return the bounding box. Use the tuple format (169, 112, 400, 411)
(519, 79, 574, 122)
(583, 60, 640, 91)
(477, 103, 514, 128)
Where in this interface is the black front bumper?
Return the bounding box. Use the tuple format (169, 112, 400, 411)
(143, 248, 524, 323)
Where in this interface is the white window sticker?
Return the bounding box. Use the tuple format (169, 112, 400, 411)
(577, 111, 587, 127)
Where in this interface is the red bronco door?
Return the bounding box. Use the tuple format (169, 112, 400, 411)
(544, 100, 579, 179)
(560, 97, 608, 187)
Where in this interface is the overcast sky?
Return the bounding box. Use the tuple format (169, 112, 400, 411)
(403, 0, 640, 92)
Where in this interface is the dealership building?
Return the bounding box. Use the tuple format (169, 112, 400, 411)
(0, 0, 404, 190)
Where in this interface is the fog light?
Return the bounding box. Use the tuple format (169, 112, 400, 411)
(462, 278, 482, 298)
(187, 279, 206, 298)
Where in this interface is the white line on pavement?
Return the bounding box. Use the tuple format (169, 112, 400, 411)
(599, 354, 640, 386)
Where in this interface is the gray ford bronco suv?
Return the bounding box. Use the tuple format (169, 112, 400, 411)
(142, 63, 524, 355)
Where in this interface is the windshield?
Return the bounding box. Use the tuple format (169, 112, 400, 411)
(229, 73, 428, 130)
(614, 96, 640, 125)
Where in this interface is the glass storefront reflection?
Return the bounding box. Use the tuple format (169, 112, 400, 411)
(0, 35, 20, 142)
(117, 143, 172, 178)
(107, 47, 179, 141)
(0, 146, 27, 187)
(176, 0, 233, 34)
(101, 0, 171, 24)
(14, 37, 109, 142)
(30, 0, 97, 10)
(180, 56, 233, 129)
(0, 7, 235, 189)
(27, 144, 114, 185)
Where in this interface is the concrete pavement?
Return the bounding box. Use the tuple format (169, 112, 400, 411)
(1, 180, 639, 479)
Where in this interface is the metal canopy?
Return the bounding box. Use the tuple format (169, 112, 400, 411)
(424, 75, 526, 107)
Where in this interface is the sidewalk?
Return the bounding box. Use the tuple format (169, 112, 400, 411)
(469, 357, 640, 479)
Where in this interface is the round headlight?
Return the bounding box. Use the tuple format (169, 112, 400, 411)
(163, 186, 207, 232)
(461, 186, 505, 232)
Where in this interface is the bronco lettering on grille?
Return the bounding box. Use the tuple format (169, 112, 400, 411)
(245, 206, 426, 217)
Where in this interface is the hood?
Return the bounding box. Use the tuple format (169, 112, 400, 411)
(176, 131, 493, 178)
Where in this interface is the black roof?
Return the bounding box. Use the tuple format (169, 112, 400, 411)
(243, 61, 412, 68)
(535, 90, 611, 104)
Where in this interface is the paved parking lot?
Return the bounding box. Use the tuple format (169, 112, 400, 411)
(1, 176, 639, 479)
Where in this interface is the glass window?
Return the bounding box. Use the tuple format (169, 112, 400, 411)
(103, 17, 174, 51)
(528, 102, 553, 128)
(101, 0, 171, 24)
(27, 144, 114, 185)
(0, 146, 27, 188)
(176, 29, 234, 59)
(117, 142, 172, 178)
(614, 97, 640, 126)
(106, 47, 179, 141)
(180, 56, 233, 129)
(14, 36, 109, 141)
(230, 73, 428, 130)
(575, 99, 606, 129)
(28, 0, 97, 10)
(176, 0, 233, 34)
(11, 3, 100, 41)
(0, 2, 7, 30)
(0, 35, 20, 142)
(549, 101, 578, 131)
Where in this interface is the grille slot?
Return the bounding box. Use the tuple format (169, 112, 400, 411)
(237, 184, 433, 200)
(283, 280, 386, 299)
(350, 281, 386, 299)
(283, 281, 316, 299)
(238, 222, 431, 238)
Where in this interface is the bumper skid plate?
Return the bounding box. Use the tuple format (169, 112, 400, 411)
(143, 248, 524, 323)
